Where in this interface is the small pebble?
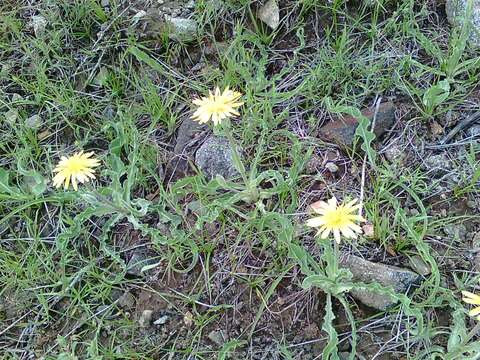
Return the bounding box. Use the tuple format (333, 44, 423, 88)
(409, 208, 420, 216)
(325, 162, 339, 173)
(362, 224, 375, 238)
(409, 255, 431, 276)
(138, 309, 153, 328)
(153, 315, 169, 325)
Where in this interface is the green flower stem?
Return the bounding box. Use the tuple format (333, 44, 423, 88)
(220, 121, 249, 186)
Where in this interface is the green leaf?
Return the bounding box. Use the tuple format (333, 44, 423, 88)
(422, 80, 450, 111)
(447, 308, 467, 352)
(321, 294, 339, 360)
(0, 168, 20, 195)
(23, 171, 47, 196)
(219, 340, 247, 360)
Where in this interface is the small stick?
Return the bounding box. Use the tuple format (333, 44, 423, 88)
(358, 97, 382, 219)
(439, 110, 480, 145)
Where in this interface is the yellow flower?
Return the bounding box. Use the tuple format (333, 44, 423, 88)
(462, 290, 480, 320)
(191, 86, 244, 126)
(52, 151, 100, 191)
(306, 197, 364, 243)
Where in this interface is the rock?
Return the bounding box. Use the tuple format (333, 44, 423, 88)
(325, 162, 339, 173)
(473, 232, 480, 248)
(446, 0, 480, 47)
(153, 314, 169, 325)
(164, 15, 197, 42)
(101, 0, 110, 7)
(174, 118, 205, 155)
(340, 254, 421, 310)
(117, 291, 136, 309)
(423, 153, 452, 175)
(444, 223, 467, 241)
(183, 311, 194, 327)
(257, 0, 280, 30)
(4, 109, 18, 124)
(468, 124, 480, 138)
(169, 117, 205, 178)
(305, 154, 323, 174)
(409, 255, 431, 276)
(430, 120, 444, 136)
(138, 309, 153, 328)
(318, 102, 396, 148)
(362, 224, 374, 238)
(383, 143, 405, 164)
(25, 114, 41, 129)
(30, 15, 47, 37)
(195, 136, 239, 180)
(207, 329, 226, 346)
(126, 249, 158, 276)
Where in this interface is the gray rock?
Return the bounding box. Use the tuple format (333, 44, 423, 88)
(383, 143, 405, 164)
(468, 124, 480, 138)
(195, 136, 239, 180)
(164, 15, 197, 42)
(169, 117, 205, 178)
(409, 255, 431, 276)
(424, 153, 452, 175)
(444, 223, 467, 241)
(153, 315, 169, 325)
(325, 162, 339, 173)
(207, 329, 226, 346)
(30, 15, 47, 37)
(257, 0, 280, 30)
(340, 254, 421, 310)
(126, 249, 157, 276)
(138, 309, 153, 328)
(117, 291, 136, 309)
(4, 109, 18, 124)
(174, 118, 205, 155)
(25, 114, 41, 129)
(446, 0, 480, 46)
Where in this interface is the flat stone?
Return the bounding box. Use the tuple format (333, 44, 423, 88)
(446, 0, 480, 47)
(318, 102, 396, 148)
(340, 254, 421, 311)
(164, 15, 197, 42)
(195, 136, 239, 181)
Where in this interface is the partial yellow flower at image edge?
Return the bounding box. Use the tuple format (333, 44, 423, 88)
(462, 290, 480, 320)
(52, 151, 100, 191)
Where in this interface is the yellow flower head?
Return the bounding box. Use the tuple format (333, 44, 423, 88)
(462, 290, 480, 320)
(306, 197, 364, 244)
(191, 86, 244, 126)
(52, 151, 100, 191)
